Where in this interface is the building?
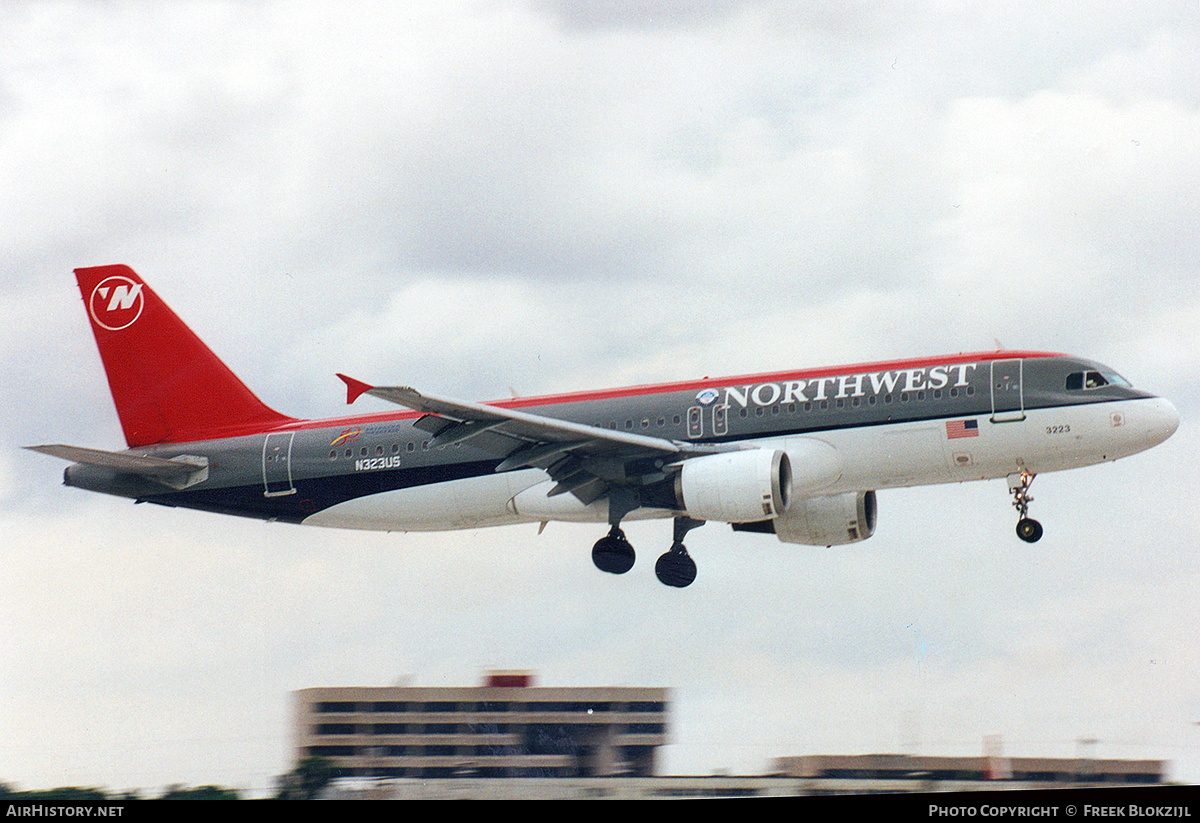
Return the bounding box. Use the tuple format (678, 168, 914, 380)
(293, 671, 668, 779)
(772, 753, 1166, 786)
(293, 671, 1169, 798)
(316, 754, 1168, 800)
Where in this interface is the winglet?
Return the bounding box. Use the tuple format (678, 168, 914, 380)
(337, 373, 374, 404)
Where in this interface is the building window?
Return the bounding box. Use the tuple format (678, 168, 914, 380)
(373, 701, 408, 712)
(317, 702, 356, 713)
(627, 702, 664, 713)
(373, 723, 407, 734)
(308, 745, 356, 757)
(315, 723, 356, 735)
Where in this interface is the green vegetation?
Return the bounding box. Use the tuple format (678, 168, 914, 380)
(0, 781, 238, 801)
(274, 755, 339, 800)
(2, 757, 341, 800)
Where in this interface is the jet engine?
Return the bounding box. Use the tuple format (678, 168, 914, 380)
(733, 490, 877, 546)
(674, 448, 791, 523)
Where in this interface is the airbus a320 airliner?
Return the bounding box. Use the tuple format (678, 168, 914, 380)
(30, 266, 1179, 587)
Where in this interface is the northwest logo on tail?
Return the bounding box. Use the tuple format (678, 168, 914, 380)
(89, 276, 144, 331)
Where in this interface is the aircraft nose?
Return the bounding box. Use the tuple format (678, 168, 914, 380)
(1144, 397, 1180, 446)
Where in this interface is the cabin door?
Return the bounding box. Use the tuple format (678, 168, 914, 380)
(990, 359, 1026, 423)
(262, 432, 297, 497)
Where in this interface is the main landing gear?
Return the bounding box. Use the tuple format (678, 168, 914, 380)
(592, 527, 635, 575)
(655, 517, 703, 589)
(592, 487, 639, 576)
(1008, 470, 1043, 543)
(590, 515, 705, 588)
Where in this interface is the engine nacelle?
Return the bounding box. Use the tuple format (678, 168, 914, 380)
(675, 449, 791, 523)
(734, 490, 877, 546)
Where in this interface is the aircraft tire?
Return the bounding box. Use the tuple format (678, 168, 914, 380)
(655, 543, 697, 588)
(1016, 518, 1043, 543)
(592, 534, 635, 574)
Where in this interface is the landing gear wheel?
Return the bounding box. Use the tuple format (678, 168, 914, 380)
(592, 528, 635, 575)
(655, 542, 697, 588)
(1007, 471, 1043, 543)
(1016, 518, 1043, 543)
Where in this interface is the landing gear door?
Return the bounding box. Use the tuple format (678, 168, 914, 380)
(990, 359, 1025, 423)
(263, 432, 297, 497)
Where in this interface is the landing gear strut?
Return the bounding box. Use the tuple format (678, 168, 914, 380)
(589, 486, 706, 586)
(592, 487, 639, 575)
(1008, 471, 1043, 543)
(655, 517, 704, 588)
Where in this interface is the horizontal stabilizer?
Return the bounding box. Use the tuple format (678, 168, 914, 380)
(27, 444, 209, 490)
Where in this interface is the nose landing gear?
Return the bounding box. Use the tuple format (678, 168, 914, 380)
(1008, 471, 1043, 543)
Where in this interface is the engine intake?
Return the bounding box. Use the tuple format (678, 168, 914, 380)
(675, 449, 791, 523)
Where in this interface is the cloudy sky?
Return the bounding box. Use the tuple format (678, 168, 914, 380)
(1, 0, 1198, 795)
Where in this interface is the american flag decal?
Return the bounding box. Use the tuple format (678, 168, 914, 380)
(946, 419, 979, 439)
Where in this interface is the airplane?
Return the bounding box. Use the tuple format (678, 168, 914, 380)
(29, 265, 1179, 588)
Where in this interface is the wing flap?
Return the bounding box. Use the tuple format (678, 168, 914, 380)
(339, 378, 686, 456)
(335, 375, 733, 511)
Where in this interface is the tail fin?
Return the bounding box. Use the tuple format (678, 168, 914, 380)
(74, 265, 298, 446)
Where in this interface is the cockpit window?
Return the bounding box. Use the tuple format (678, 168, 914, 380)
(1066, 371, 1130, 391)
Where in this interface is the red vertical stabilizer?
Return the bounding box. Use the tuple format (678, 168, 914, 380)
(74, 265, 298, 447)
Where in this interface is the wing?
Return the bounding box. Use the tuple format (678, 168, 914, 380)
(337, 375, 722, 505)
